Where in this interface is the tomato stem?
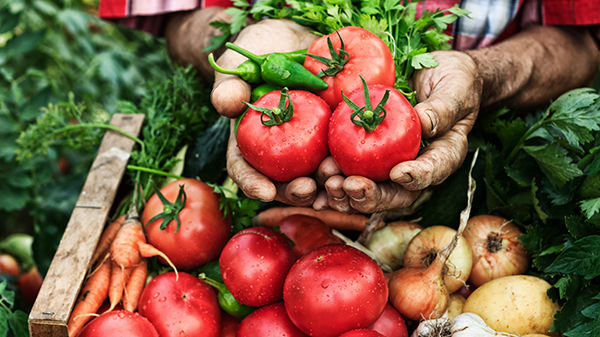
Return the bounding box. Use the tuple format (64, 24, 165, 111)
(244, 88, 294, 127)
(306, 30, 350, 77)
(342, 75, 389, 133)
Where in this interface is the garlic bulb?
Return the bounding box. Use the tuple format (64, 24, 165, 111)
(411, 313, 519, 337)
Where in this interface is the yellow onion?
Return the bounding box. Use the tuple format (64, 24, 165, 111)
(404, 226, 473, 293)
(463, 215, 530, 287)
(366, 221, 423, 270)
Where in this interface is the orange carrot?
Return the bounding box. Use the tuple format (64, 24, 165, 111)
(108, 262, 133, 312)
(90, 215, 126, 266)
(68, 255, 111, 337)
(123, 259, 148, 312)
(254, 207, 369, 232)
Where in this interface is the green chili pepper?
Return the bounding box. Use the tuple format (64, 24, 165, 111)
(199, 273, 255, 319)
(225, 42, 328, 92)
(251, 83, 282, 102)
(208, 53, 262, 84)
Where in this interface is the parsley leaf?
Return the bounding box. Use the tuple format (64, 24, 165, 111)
(545, 235, 600, 279)
(580, 198, 600, 219)
(523, 143, 583, 187)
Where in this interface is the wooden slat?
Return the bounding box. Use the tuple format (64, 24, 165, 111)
(29, 114, 145, 337)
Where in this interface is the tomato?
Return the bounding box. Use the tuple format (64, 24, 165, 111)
(339, 329, 386, 337)
(276, 214, 343, 258)
(142, 178, 231, 269)
(16, 266, 43, 306)
(138, 271, 221, 337)
(220, 311, 240, 337)
(366, 303, 409, 337)
(328, 84, 421, 182)
(236, 89, 331, 182)
(78, 310, 159, 337)
(283, 245, 388, 337)
(304, 26, 395, 110)
(220, 226, 296, 307)
(237, 302, 308, 337)
(0, 254, 20, 277)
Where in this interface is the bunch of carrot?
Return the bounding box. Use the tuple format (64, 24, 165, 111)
(67, 207, 178, 337)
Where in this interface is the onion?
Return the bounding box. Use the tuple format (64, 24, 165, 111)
(389, 149, 479, 322)
(403, 226, 473, 293)
(366, 221, 423, 270)
(462, 215, 530, 287)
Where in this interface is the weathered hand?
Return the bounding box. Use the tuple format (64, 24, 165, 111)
(216, 20, 323, 205)
(316, 51, 482, 213)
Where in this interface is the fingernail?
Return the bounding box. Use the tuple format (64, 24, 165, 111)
(394, 173, 413, 184)
(347, 190, 365, 201)
(292, 193, 312, 201)
(425, 110, 437, 135)
(327, 188, 346, 201)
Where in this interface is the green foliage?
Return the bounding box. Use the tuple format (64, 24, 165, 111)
(0, 281, 29, 337)
(0, 0, 172, 279)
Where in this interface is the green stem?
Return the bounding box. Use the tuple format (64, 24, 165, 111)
(127, 165, 185, 180)
(225, 42, 264, 65)
(505, 118, 546, 164)
(208, 53, 243, 76)
(45, 123, 145, 153)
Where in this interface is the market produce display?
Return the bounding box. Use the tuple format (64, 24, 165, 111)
(5, 0, 600, 337)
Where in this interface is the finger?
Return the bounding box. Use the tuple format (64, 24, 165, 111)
(324, 175, 354, 214)
(226, 121, 277, 201)
(390, 112, 476, 191)
(212, 78, 252, 118)
(412, 51, 482, 138)
(314, 156, 342, 186)
(274, 177, 318, 207)
(342, 176, 421, 213)
(312, 190, 330, 211)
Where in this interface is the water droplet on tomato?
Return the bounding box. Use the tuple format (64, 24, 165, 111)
(118, 312, 125, 319)
(179, 331, 186, 336)
(153, 293, 159, 298)
(159, 297, 167, 302)
(321, 279, 330, 289)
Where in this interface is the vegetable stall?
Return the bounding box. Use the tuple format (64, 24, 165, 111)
(1, 0, 599, 336)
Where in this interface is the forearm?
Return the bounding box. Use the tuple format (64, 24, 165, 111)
(164, 7, 240, 82)
(466, 25, 599, 110)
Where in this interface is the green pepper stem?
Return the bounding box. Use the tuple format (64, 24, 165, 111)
(225, 42, 265, 65)
(208, 53, 243, 76)
(199, 273, 227, 294)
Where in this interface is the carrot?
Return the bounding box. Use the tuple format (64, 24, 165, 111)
(90, 215, 126, 267)
(253, 207, 369, 232)
(68, 255, 111, 337)
(123, 259, 147, 312)
(108, 262, 133, 311)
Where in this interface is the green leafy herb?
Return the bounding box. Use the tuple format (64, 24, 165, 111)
(0, 280, 29, 337)
(209, 182, 261, 234)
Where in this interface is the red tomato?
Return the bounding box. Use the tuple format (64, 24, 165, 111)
(304, 26, 395, 110)
(220, 311, 240, 337)
(220, 227, 296, 307)
(328, 84, 421, 182)
(237, 302, 309, 337)
(142, 178, 231, 269)
(0, 254, 20, 276)
(138, 272, 221, 337)
(276, 214, 343, 258)
(283, 245, 388, 337)
(236, 90, 331, 182)
(17, 266, 43, 306)
(339, 329, 386, 337)
(78, 310, 159, 337)
(366, 303, 408, 337)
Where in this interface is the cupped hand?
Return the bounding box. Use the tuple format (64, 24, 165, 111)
(216, 20, 323, 205)
(317, 50, 483, 213)
(211, 19, 318, 118)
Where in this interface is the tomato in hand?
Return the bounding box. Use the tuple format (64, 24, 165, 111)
(283, 245, 389, 337)
(304, 26, 395, 109)
(138, 272, 221, 337)
(236, 89, 331, 182)
(237, 302, 308, 337)
(78, 310, 159, 337)
(276, 214, 343, 258)
(328, 81, 421, 182)
(220, 226, 296, 307)
(142, 178, 231, 269)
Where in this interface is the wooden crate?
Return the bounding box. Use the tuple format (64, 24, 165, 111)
(28, 114, 145, 337)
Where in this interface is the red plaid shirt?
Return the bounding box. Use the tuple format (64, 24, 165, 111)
(98, 0, 600, 50)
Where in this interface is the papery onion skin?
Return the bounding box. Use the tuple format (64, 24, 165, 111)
(388, 257, 450, 322)
(403, 226, 472, 293)
(367, 221, 423, 270)
(463, 215, 530, 287)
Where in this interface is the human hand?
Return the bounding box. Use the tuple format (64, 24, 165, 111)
(216, 20, 324, 205)
(315, 51, 483, 213)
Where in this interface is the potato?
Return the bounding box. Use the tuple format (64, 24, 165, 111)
(446, 293, 466, 320)
(462, 275, 559, 335)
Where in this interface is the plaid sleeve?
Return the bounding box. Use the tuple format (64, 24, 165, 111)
(98, 0, 237, 36)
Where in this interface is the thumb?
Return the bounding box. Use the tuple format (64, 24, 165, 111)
(211, 48, 253, 118)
